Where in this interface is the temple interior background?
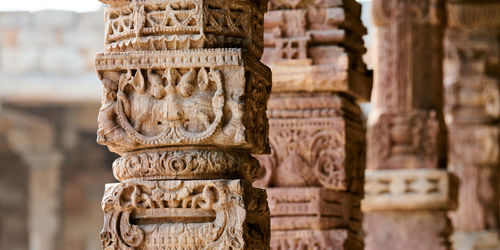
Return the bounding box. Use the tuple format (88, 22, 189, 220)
(0, 0, 499, 249)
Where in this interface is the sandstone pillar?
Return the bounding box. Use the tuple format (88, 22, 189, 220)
(95, 0, 271, 248)
(363, 0, 458, 249)
(254, 0, 372, 248)
(444, 1, 500, 249)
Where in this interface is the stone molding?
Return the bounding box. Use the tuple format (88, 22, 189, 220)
(363, 169, 458, 212)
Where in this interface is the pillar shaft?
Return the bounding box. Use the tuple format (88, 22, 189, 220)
(364, 0, 458, 249)
(95, 0, 272, 248)
(255, 0, 372, 249)
(444, 1, 500, 249)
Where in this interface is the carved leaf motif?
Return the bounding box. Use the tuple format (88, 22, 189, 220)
(198, 67, 209, 90)
(177, 68, 196, 97)
(132, 69, 146, 94)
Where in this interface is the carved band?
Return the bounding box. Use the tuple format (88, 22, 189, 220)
(101, 179, 270, 249)
(113, 149, 262, 182)
(362, 169, 458, 212)
(101, 0, 266, 57)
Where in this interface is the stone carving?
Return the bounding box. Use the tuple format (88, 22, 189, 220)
(254, 0, 371, 249)
(368, 111, 440, 170)
(100, 180, 270, 249)
(101, 0, 267, 57)
(96, 49, 271, 155)
(363, 169, 458, 212)
(444, 1, 500, 246)
(113, 150, 261, 182)
(255, 94, 365, 194)
(96, 0, 271, 248)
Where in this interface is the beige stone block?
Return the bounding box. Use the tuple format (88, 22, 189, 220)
(95, 49, 271, 154)
(271, 229, 350, 250)
(362, 169, 458, 212)
(100, 179, 270, 249)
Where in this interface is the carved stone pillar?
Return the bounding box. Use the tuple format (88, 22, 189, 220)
(363, 0, 458, 249)
(444, 1, 500, 249)
(254, 0, 372, 248)
(95, 0, 271, 248)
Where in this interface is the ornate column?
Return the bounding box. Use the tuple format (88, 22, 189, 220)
(254, 0, 372, 248)
(363, 0, 458, 249)
(95, 0, 271, 248)
(444, 1, 500, 249)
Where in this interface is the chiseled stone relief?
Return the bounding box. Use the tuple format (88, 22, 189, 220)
(254, 0, 372, 248)
(95, 0, 271, 249)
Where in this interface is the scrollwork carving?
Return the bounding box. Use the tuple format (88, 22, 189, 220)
(113, 149, 262, 182)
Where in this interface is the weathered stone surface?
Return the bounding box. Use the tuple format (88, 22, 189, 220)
(96, 49, 271, 155)
(101, 0, 267, 57)
(364, 211, 453, 250)
(95, 0, 271, 248)
(255, 93, 365, 194)
(363, 169, 458, 212)
(100, 179, 270, 249)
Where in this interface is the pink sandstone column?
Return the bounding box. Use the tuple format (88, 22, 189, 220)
(254, 0, 372, 248)
(444, 1, 500, 249)
(363, 0, 458, 249)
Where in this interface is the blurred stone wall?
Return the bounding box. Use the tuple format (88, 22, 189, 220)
(0, 10, 116, 250)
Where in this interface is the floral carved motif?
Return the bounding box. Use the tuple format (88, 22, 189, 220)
(96, 49, 271, 155)
(100, 179, 270, 249)
(113, 150, 262, 182)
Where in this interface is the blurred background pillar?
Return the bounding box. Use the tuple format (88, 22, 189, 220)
(254, 0, 372, 248)
(444, 1, 500, 249)
(363, 0, 458, 249)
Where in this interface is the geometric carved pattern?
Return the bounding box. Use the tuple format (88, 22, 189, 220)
(101, 0, 267, 58)
(363, 169, 458, 212)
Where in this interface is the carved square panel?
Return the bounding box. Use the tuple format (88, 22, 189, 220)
(95, 49, 271, 155)
(101, 179, 270, 249)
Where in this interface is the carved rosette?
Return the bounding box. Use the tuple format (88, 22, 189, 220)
(96, 0, 271, 249)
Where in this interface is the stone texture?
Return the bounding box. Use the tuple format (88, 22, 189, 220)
(254, 0, 371, 249)
(444, 1, 500, 248)
(364, 211, 453, 250)
(95, 0, 272, 248)
(364, 0, 457, 249)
